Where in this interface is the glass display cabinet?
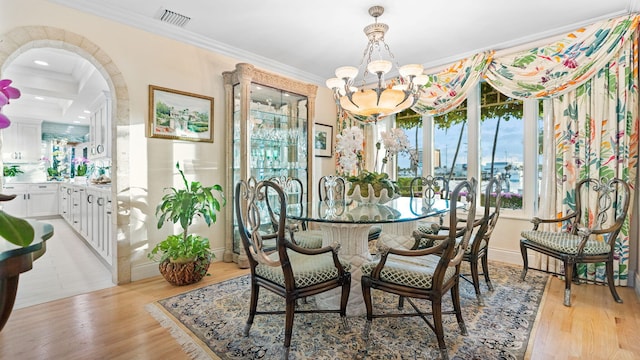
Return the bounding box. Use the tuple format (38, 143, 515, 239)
(223, 63, 317, 267)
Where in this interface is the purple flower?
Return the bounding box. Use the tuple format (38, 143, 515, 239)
(0, 79, 22, 129)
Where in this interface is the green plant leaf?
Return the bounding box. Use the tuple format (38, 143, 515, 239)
(0, 210, 35, 247)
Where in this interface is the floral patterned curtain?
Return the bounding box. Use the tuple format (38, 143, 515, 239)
(485, 14, 639, 99)
(548, 30, 638, 284)
(412, 51, 493, 116)
(406, 13, 639, 284)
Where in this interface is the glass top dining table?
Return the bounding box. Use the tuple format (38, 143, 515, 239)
(285, 197, 453, 316)
(287, 197, 451, 224)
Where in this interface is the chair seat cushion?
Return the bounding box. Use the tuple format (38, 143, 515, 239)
(417, 221, 440, 234)
(376, 233, 417, 250)
(521, 230, 610, 255)
(361, 254, 456, 289)
(368, 225, 382, 241)
(256, 251, 350, 288)
(289, 229, 323, 249)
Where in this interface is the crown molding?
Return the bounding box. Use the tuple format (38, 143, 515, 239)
(49, 0, 325, 85)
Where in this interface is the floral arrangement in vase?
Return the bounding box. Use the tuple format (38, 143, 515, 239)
(74, 157, 91, 177)
(335, 126, 408, 204)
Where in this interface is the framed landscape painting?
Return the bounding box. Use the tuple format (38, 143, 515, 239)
(314, 123, 333, 157)
(148, 85, 214, 142)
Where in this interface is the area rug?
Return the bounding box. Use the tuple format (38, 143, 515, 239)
(146, 262, 549, 359)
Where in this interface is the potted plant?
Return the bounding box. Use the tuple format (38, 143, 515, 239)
(3, 165, 23, 178)
(148, 162, 225, 286)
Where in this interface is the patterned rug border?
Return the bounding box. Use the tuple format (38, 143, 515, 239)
(146, 262, 550, 360)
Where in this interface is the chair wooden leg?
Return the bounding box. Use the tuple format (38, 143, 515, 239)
(283, 298, 295, 357)
(361, 277, 373, 340)
(469, 257, 484, 306)
(481, 254, 493, 291)
(432, 298, 449, 360)
(606, 259, 623, 303)
(563, 260, 573, 307)
(397, 296, 405, 310)
(340, 276, 351, 331)
(519, 241, 528, 281)
(244, 282, 260, 336)
(451, 282, 468, 336)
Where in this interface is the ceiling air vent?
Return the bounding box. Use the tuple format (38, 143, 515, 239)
(157, 9, 191, 28)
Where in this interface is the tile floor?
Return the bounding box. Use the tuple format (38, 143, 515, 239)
(13, 217, 115, 310)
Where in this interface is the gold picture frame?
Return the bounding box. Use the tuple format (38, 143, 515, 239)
(148, 85, 214, 142)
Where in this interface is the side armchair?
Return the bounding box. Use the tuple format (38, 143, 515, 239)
(520, 177, 630, 307)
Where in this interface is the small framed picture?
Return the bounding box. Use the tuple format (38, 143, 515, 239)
(148, 85, 214, 142)
(314, 123, 333, 157)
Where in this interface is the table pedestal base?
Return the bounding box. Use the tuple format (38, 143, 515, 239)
(315, 223, 372, 316)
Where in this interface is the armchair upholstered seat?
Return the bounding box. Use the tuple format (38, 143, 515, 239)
(235, 178, 351, 358)
(361, 178, 477, 360)
(520, 177, 630, 307)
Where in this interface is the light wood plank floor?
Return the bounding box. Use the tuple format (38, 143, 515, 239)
(1, 261, 638, 359)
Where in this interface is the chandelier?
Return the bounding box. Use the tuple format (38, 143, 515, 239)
(326, 5, 428, 122)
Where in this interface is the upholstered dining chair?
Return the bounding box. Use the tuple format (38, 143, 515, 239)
(235, 178, 351, 358)
(520, 177, 630, 307)
(411, 175, 450, 234)
(269, 175, 323, 249)
(361, 178, 477, 360)
(413, 176, 503, 306)
(319, 175, 382, 243)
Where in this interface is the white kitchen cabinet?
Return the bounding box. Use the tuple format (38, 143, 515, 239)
(84, 187, 112, 265)
(1, 184, 27, 217)
(1, 122, 42, 162)
(27, 184, 59, 217)
(89, 93, 111, 159)
(2, 183, 58, 218)
(59, 184, 72, 221)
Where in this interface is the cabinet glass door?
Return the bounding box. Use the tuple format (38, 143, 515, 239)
(231, 83, 309, 255)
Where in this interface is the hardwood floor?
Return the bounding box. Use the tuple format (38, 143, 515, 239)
(1, 261, 638, 359)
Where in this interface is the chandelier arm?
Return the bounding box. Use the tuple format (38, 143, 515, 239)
(345, 91, 360, 109)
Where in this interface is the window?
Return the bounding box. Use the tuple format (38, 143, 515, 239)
(392, 82, 541, 216)
(479, 82, 524, 210)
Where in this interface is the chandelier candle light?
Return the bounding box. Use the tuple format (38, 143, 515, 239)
(326, 5, 428, 122)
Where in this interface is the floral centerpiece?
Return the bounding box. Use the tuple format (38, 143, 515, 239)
(335, 126, 408, 204)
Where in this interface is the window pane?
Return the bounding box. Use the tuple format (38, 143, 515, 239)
(434, 105, 468, 189)
(480, 82, 523, 210)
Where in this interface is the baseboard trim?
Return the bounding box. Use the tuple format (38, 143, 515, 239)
(488, 247, 522, 266)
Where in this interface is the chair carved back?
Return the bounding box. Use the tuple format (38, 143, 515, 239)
(268, 176, 306, 230)
(319, 175, 346, 202)
(235, 178, 288, 267)
(410, 175, 449, 203)
(447, 178, 478, 267)
(569, 178, 630, 245)
(475, 176, 503, 246)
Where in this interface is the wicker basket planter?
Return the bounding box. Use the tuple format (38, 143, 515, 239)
(158, 257, 211, 286)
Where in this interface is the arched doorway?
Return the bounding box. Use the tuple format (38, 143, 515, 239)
(0, 26, 131, 284)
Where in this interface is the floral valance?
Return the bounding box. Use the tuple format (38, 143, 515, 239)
(412, 51, 493, 116)
(485, 14, 640, 99)
(410, 13, 640, 115)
